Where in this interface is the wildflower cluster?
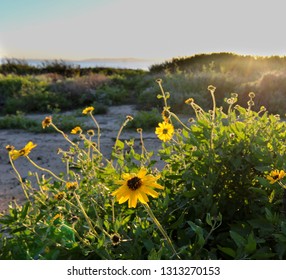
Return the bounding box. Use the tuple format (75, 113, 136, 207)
(1, 79, 286, 261)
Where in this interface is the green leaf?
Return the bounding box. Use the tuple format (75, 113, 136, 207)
(115, 139, 124, 149)
(245, 232, 256, 254)
(217, 245, 236, 258)
(206, 213, 212, 226)
(170, 211, 185, 229)
(143, 239, 154, 251)
(59, 224, 76, 248)
(187, 221, 205, 247)
(230, 230, 246, 248)
(10, 226, 27, 234)
(148, 248, 162, 260)
(20, 202, 30, 220)
(268, 190, 275, 203)
(182, 128, 189, 138)
(0, 215, 16, 224)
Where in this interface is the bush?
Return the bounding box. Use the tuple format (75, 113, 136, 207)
(0, 75, 62, 114)
(0, 112, 39, 131)
(0, 81, 285, 260)
(126, 108, 162, 130)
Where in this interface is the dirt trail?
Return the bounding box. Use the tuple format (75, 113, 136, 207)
(0, 105, 163, 212)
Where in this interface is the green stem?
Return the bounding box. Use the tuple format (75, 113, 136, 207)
(143, 203, 181, 259)
(169, 111, 191, 132)
(51, 123, 76, 147)
(90, 113, 101, 151)
(9, 155, 30, 201)
(74, 192, 99, 238)
(26, 156, 67, 183)
(157, 79, 169, 109)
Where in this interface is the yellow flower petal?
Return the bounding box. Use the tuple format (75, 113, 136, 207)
(138, 167, 148, 178)
(266, 169, 285, 184)
(82, 106, 94, 114)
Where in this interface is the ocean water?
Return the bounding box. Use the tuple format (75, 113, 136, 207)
(0, 58, 163, 70)
(71, 60, 160, 70)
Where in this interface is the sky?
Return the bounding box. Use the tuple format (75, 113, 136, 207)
(0, 0, 286, 61)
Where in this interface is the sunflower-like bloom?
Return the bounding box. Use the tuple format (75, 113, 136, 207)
(82, 106, 94, 114)
(66, 181, 78, 191)
(9, 141, 37, 160)
(155, 121, 174, 142)
(54, 192, 65, 201)
(112, 168, 164, 208)
(161, 108, 170, 122)
(266, 170, 285, 184)
(71, 126, 82, 134)
(42, 116, 52, 129)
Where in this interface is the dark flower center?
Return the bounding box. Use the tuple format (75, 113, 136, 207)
(127, 176, 142, 190)
(111, 233, 121, 246)
(19, 149, 26, 156)
(272, 175, 279, 180)
(162, 128, 168, 134)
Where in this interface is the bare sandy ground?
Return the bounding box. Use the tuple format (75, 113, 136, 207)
(0, 105, 163, 212)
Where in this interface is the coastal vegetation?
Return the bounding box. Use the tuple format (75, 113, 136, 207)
(1, 52, 286, 118)
(0, 53, 285, 260)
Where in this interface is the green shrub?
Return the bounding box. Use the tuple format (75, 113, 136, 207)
(0, 112, 39, 131)
(0, 80, 285, 260)
(0, 75, 62, 114)
(126, 108, 162, 130)
(0, 111, 86, 133)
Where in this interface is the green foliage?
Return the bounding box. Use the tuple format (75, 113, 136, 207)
(0, 69, 148, 115)
(0, 75, 63, 114)
(126, 108, 162, 130)
(149, 52, 286, 115)
(0, 112, 39, 131)
(0, 111, 86, 133)
(0, 79, 286, 260)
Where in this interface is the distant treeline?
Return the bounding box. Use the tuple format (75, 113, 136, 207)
(0, 58, 145, 76)
(149, 52, 286, 74)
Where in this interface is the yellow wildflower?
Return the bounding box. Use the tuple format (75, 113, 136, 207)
(155, 121, 174, 142)
(71, 126, 82, 134)
(66, 181, 78, 191)
(54, 192, 65, 201)
(161, 108, 170, 122)
(42, 116, 52, 129)
(82, 106, 94, 114)
(266, 170, 285, 184)
(112, 168, 164, 208)
(9, 141, 37, 160)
